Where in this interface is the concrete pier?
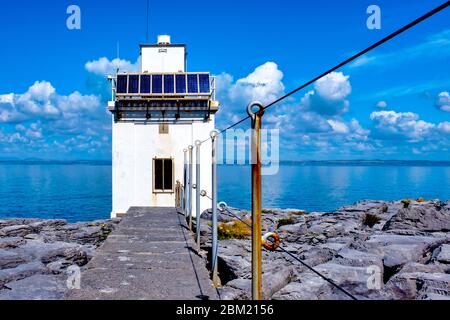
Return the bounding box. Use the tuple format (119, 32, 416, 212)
(67, 207, 218, 300)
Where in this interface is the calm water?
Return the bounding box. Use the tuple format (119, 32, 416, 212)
(0, 163, 449, 222)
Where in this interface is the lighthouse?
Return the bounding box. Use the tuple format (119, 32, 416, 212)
(108, 35, 219, 218)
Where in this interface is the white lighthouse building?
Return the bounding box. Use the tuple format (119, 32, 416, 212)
(108, 35, 219, 218)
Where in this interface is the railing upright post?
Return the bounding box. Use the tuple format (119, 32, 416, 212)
(188, 145, 194, 230)
(247, 101, 265, 301)
(210, 130, 221, 287)
(195, 140, 202, 252)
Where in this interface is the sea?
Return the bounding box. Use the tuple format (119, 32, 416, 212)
(0, 161, 448, 222)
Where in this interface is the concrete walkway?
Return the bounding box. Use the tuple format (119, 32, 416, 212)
(67, 207, 218, 300)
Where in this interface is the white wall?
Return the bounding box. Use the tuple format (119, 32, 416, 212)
(141, 46, 185, 73)
(111, 116, 215, 218)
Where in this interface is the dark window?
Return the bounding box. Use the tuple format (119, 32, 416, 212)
(154, 159, 163, 190)
(117, 75, 128, 94)
(164, 75, 175, 94)
(199, 74, 210, 93)
(152, 74, 163, 94)
(154, 158, 173, 193)
(187, 74, 198, 93)
(128, 75, 139, 93)
(140, 75, 151, 94)
(175, 74, 187, 93)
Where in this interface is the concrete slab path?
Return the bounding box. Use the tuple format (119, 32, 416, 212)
(67, 207, 218, 300)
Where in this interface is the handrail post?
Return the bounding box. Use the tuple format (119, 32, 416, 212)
(195, 140, 202, 252)
(188, 145, 194, 230)
(210, 130, 221, 287)
(183, 149, 188, 217)
(247, 101, 265, 300)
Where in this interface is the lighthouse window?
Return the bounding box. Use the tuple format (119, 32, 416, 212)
(187, 74, 199, 93)
(153, 158, 173, 193)
(152, 74, 163, 94)
(199, 74, 210, 93)
(128, 75, 139, 94)
(164, 75, 175, 93)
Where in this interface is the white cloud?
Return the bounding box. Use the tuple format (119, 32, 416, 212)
(0, 81, 101, 124)
(227, 62, 285, 105)
(376, 101, 387, 108)
(85, 56, 141, 76)
(327, 119, 349, 134)
(370, 110, 436, 142)
(438, 122, 450, 134)
(301, 72, 351, 116)
(315, 72, 352, 101)
(436, 91, 450, 112)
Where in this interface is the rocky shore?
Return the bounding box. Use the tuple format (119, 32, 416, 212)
(1, 199, 449, 300)
(0, 218, 120, 299)
(199, 199, 450, 300)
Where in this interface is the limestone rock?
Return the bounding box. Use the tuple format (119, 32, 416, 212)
(435, 244, 450, 264)
(0, 261, 46, 287)
(0, 275, 67, 300)
(0, 237, 25, 249)
(0, 251, 28, 269)
(383, 206, 450, 232)
(385, 272, 450, 300)
(1, 225, 33, 237)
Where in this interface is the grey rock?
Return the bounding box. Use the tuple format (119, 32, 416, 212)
(383, 206, 450, 232)
(365, 234, 446, 268)
(1, 224, 33, 237)
(0, 251, 28, 269)
(278, 223, 307, 235)
(385, 272, 450, 300)
(262, 266, 296, 299)
(0, 261, 46, 287)
(0, 237, 25, 249)
(29, 219, 67, 232)
(400, 262, 449, 274)
(0, 275, 67, 300)
(435, 244, 450, 264)
(16, 240, 90, 265)
(46, 260, 73, 274)
(334, 248, 384, 270)
(272, 273, 347, 300)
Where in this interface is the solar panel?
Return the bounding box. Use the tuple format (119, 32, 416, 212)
(140, 75, 151, 94)
(164, 75, 175, 94)
(175, 74, 187, 93)
(152, 74, 163, 94)
(128, 75, 139, 94)
(199, 74, 210, 93)
(187, 74, 198, 93)
(117, 75, 128, 94)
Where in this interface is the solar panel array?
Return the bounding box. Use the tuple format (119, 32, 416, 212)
(116, 73, 211, 95)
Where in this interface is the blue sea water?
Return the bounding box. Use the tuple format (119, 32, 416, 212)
(0, 162, 449, 222)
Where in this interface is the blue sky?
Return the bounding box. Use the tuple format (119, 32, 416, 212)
(0, 0, 449, 160)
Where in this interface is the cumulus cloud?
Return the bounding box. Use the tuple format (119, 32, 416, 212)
(370, 110, 435, 142)
(0, 81, 109, 159)
(85, 56, 141, 76)
(300, 72, 351, 116)
(436, 91, 450, 112)
(0, 81, 101, 124)
(438, 122, 450, 134)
